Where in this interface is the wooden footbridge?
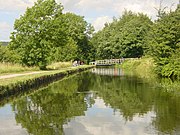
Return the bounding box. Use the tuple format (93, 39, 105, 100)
(90, 58, 125, 66)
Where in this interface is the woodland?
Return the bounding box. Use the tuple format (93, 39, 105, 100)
(0, 0, 179, 79)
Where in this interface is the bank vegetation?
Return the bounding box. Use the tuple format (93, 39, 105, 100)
(0, 0, 179, 81)
(91, 4, 180, 80)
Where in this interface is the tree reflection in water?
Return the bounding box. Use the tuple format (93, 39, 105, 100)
(11, 69, 180, 134)
(11, 75, 95, 135)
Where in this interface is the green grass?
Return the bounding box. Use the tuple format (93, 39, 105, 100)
(0, 65, 93, 86)
(121, 57, 180, 92)
(47, 62, 72, 69)
(121, 57, 156, 79)
(0, 61, 92, 86)
(0, 62, 73, 74)
(0, 63, 39, 74)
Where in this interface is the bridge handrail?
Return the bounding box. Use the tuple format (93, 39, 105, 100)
(90, 58, 140, 65)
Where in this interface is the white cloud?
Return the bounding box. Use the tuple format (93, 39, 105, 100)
(0, 0, 179, 41)
(113, 0, 159, 19)
(0, 104, 28, 135)
(2, 0, 178, 14)
(0, 0, 37, 41)
(76, 0, 112, 12)
(60, 0, 179, 31)
(0, 0, 36, 12)
(63, 98, 156, 135)
(0, 22, 11, 29)
(93, 97, 109, 108)
(58, 0, 78, 10)
(0, 22, 12, 41)
(92, 16, 113, 31)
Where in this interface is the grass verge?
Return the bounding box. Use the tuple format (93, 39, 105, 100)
(120, 57, 156, 79)
(0, 65, 93, 86)
(0, 65, 94, 107)
(0, 63, 39, 74)
(0, 62, 73, 75)
(120, 57, 180, 92)
(47, 62, 72, 69)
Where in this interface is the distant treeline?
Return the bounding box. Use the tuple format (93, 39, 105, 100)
(0, 42, 9, 46)
(1, 0, 94, 70)
(0, 0, 179, 79)
(90, 4, 180, 79)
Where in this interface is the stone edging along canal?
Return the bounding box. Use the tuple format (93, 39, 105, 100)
(0, 66, 94, 101)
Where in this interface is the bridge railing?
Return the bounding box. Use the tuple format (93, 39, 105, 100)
(90, 58, 140, 65)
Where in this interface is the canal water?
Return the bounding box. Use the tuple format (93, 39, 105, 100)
(0, 67, 180, 135)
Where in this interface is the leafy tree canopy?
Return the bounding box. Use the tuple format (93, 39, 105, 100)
(91, 11, 152, 59)
(53, 12, 95, 63)
(9, 1, 95, 68)
(146, 4, 180, 78)
(9, 0, 67, 69)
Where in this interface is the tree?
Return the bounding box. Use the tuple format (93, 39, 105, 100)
(62, 13, 95, 63)
(9, 0, 66, 69)
(146, 4, 180, 78)
(51, 38, 78, 62)
(0, 45, 20, 63)
(12, 74, 91, 135)
(91, 23, 116, 59)
(91, 11, 152, 59)
(0, 44, 5, 62)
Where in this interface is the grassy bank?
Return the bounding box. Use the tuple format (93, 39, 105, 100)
(0, 62, 72, 74)
(0, 65, 92, 86)
(0, 65, 94, 99)
(47, 62, 72, 69)
(120, 57, 180, 92)
(0, 63, 39, 74)
(120, 57, 156, 79)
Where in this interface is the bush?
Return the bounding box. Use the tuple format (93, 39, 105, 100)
(146, 5, 180, 79)
(0, 45, 20, 63)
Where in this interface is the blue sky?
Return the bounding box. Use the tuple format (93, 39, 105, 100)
(0, 0, 179, 41)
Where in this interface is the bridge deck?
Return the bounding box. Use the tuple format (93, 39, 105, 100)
(90, 59, 125, 66)
(90, 58, 139, 66)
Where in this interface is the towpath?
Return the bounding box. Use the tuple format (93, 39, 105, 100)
(0, 71, 49, 80)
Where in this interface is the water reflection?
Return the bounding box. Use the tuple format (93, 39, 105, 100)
(1, 67, 180, 135)
(11, 77, 92, 135)
(0, 104, 28, 135)
(64, 97, 157, 135)
(92, 67, 124, 76)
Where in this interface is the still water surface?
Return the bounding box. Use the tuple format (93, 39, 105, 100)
(0, 67, 180, 135)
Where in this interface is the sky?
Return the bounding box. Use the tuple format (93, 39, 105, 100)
(63, 97, 156, 135)
(0, 0, 179, 41)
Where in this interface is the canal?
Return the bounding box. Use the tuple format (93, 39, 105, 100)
(0, 67, 180, 135)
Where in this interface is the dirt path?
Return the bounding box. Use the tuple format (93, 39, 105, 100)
(0, 71, 49, 80)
